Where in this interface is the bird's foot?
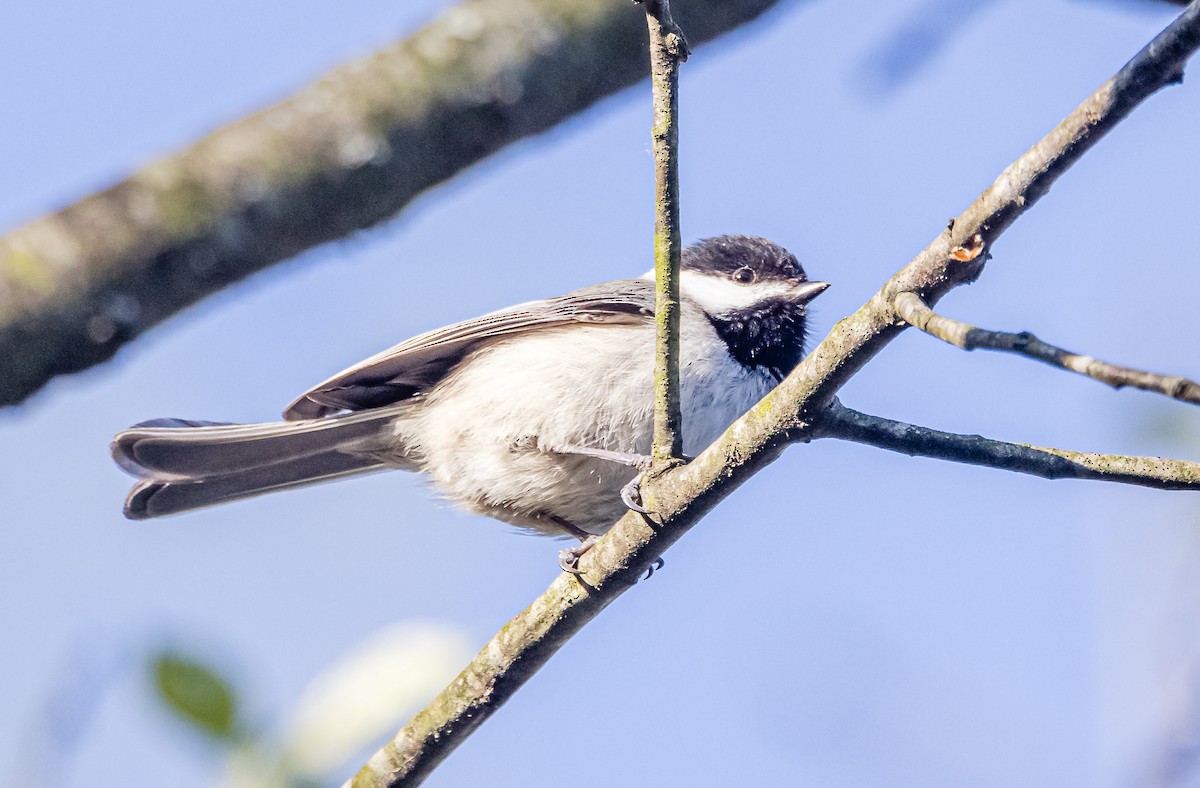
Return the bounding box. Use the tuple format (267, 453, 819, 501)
(558, 537, 666, 581)
(558, 534, 600, 575)
(620, 453, 694, 515)
(621, 474, 649, 514)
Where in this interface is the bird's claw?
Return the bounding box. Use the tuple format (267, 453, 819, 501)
(558, 551, 581, 574)
(621, 474, 649, 514)
(558, 534, 600, 575)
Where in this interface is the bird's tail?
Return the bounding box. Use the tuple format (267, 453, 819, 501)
(112, 411, 411, 520)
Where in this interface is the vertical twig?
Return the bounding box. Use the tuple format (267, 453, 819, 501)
(642, 0, 690, 470)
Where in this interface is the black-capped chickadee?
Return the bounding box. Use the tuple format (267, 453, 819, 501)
(113, 235, 828, 568)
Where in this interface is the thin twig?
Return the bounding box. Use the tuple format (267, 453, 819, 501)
(346, 6, 1200, 787)
(645, 0, 690, 469)
(820, 399, 1200, 491)
(895, 291, 1200, 405)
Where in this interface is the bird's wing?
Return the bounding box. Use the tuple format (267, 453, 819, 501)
(283, 279, 656, 420)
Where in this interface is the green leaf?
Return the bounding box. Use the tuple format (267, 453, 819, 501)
(152, 652, 238, 741)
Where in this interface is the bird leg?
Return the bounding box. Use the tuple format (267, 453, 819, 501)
(548, 445, 655, 470)
(545, 514, 599, 574)
(549, 445, 694, 517)
(542, 443, 655, 514)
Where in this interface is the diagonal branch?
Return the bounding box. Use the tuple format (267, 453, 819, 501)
(0, 0, 783, 409)
(895, 291, 1200, 405)
(820, 399, 1200, 491)
(346, 5, 1200, 787)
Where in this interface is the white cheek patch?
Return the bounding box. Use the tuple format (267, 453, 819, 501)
(676, 270, 799, 317)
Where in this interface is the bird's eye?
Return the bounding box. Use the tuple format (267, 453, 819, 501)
(733, 267, 755, 284)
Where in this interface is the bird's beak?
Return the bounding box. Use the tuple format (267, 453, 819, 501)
(792, 281, 830, 304)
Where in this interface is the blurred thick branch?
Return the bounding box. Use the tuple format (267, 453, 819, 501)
(895, 291, 1200, 405)
(348, 3, 1200, 786)
(0, 0, 783, 408)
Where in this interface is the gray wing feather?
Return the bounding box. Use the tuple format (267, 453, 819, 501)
(283, 279, 655, 420)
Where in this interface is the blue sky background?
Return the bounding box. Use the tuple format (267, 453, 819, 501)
(3, 0, 1200, 785)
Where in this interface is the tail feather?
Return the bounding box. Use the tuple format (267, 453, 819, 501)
(112, 410, 412, 520)
(113, 411, 401, 477)
(124, 451, 386, 519)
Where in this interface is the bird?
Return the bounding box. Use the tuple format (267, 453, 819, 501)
(112, 235, 828, 571)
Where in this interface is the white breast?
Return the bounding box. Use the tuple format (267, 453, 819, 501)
(398, 299, 777, 535)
